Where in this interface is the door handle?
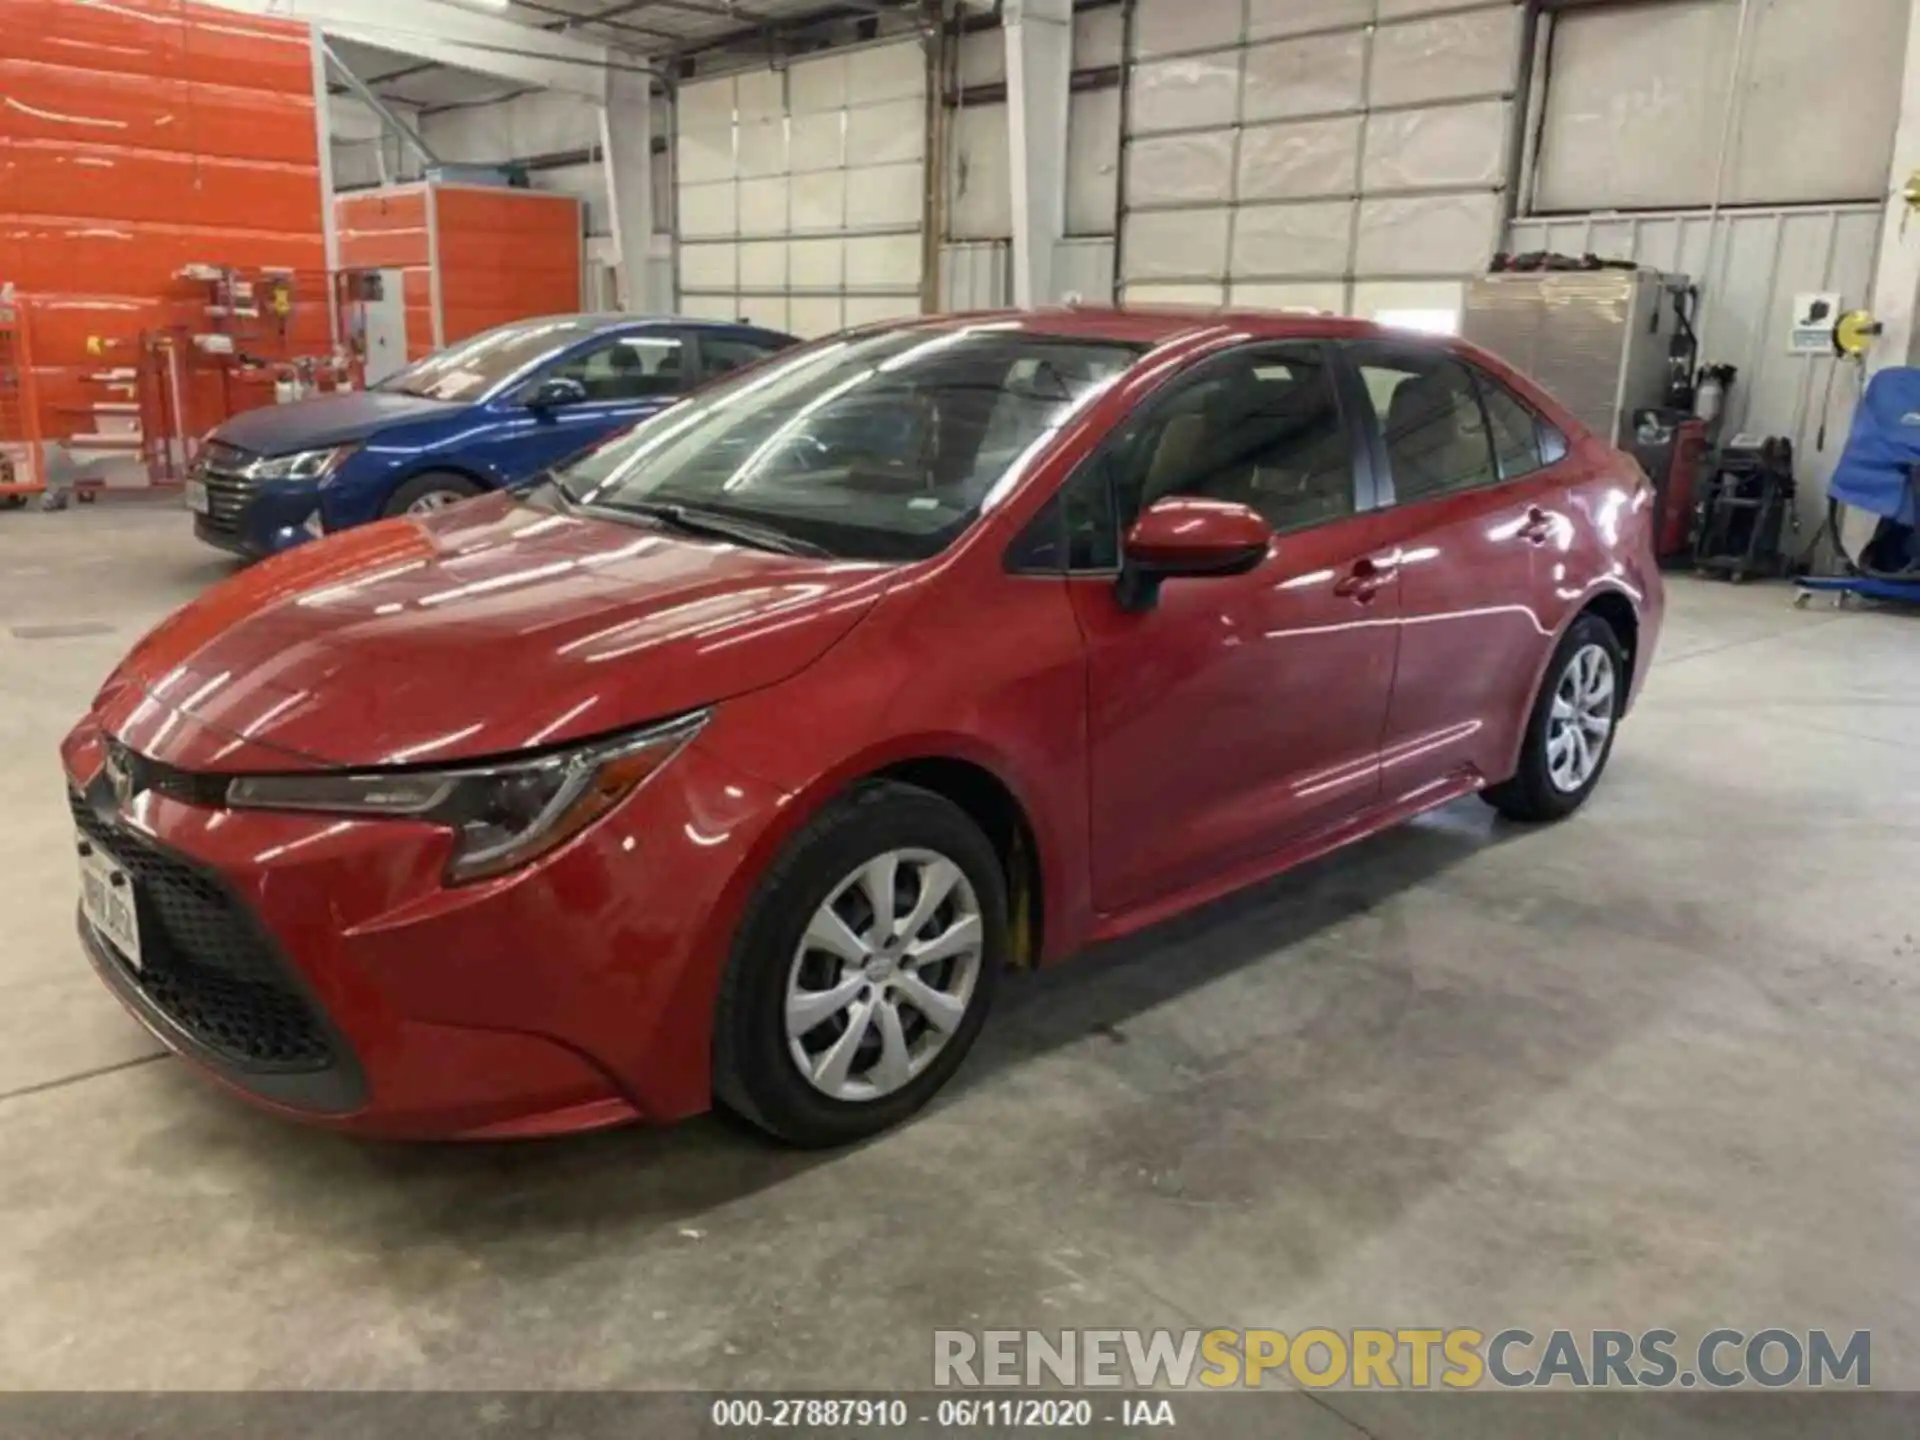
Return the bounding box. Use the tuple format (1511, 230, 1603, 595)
(1333, 556, 1394, 602)
(1519, 506, 1555, 546)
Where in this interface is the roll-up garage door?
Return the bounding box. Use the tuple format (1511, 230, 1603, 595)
(676, 40, 929, 338)
(1119, 0, 1523, 322)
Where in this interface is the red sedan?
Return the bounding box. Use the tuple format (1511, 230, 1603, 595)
(63, 310, 1662, 1146)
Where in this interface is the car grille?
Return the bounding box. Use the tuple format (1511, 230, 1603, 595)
(193, 441, 255, 538)
(70, 788, 336, 1072)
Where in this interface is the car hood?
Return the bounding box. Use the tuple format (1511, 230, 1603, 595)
(98, 494, 894, 771)
(210, 390, 459, 454)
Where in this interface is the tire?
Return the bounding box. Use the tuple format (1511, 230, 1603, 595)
(712, 780, 1007, 1147)
(1481, 612, 1627, 824)
(383, 471, 484, 518)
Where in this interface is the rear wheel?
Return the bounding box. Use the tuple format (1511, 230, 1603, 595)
(713, 781, 1006, 1147)
(1481, 613, 1626, 823)
(384, 472, 483, 517)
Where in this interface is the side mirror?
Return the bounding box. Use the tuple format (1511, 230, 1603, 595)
(1116, 497, 1272, 612)
(525, 375, 588, 411)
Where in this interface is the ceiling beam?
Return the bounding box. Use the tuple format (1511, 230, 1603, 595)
(201, 0, 616, 98)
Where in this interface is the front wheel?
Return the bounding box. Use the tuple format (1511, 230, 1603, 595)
(384, 471, 484, 517)
(712, 781, 1007, 1147)
(1481, 613, 1626, 823)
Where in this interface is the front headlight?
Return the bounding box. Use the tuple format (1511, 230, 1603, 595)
(225, 712, 708, 883)
(244, 443, 360, 483)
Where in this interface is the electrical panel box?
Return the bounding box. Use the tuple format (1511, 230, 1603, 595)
(1461, 270, 1684, 448)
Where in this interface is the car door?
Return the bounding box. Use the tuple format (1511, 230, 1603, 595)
(1062, 341, 1405, 915)
(483, 328, 697, 482)
(1340, 340, 1573, 803)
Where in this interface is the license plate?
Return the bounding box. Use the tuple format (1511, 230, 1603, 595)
(79, 841, 142, 970)
(184, 479, 209, 514)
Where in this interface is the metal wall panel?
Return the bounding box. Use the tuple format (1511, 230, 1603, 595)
(1120, 0, 1523, 310)
(1056, 236, 1117, 300)
(949, 102, 1012, 241)
(677, 39, 928, 333)
(1507, 204, 1884, 524)
(1067, 88, 1122, 237)
(939, 240, 1011, 309)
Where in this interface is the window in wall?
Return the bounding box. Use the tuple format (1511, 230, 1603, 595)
(1351, 347, 1498, 504)
(1115, 345, 1357, 535)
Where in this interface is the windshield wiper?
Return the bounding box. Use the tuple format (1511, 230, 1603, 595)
(618, 501, 832, 558)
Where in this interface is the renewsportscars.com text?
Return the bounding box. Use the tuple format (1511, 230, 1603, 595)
(933, 1327, 1872, 1390)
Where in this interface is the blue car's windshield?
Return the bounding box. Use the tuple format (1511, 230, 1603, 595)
(378, 319, 598, 402)
(552, 326, 1140, 562)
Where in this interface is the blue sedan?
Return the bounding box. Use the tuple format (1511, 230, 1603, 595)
(185, 314, 797, 558)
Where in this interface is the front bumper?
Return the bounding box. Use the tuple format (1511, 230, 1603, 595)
(192, 474, 326, 559)
(60, 718, 790, 1139)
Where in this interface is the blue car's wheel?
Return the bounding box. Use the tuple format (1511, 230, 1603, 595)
(385, 472, 484, 517)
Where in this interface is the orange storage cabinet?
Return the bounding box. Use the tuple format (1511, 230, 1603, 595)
(335, 183, 584, 362)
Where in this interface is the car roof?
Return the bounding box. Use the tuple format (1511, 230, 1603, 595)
(889, 305, 1421, 348)
(500, 312, 789, 337)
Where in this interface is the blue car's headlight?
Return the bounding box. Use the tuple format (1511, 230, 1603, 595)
(243, 443, 360, 483)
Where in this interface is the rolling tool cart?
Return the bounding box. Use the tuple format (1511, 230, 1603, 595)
(1692, 436, 1798, 583)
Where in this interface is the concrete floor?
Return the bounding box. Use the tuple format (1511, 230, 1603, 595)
(2, 504, 1918, 1429)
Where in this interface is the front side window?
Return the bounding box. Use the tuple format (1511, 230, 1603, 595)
(1351, 347, 1499, 504)
(554, 327, 1140, 562)
(377, 319, 598, 402)
(1115, 344, 1357, 535)
(547, 332, 689, 400)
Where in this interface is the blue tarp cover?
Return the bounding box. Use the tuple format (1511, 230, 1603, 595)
(1831, 366, 1920, 525)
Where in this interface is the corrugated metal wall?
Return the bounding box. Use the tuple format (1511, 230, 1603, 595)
(1506, 205, 1884, 527)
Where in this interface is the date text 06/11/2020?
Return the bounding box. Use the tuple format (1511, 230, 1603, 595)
(706, 1397, 1178, 1429)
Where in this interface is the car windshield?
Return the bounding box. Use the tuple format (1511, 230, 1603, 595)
(378, 319, 599, 402)
(551, 326, 1140, 561)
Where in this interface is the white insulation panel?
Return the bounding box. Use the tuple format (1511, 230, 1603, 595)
(676, 39, 927, 327)
(1237, 116, 1364, 202)
(1128, 131, 1236, 207)
(1533, 0, 1906, 213)
(1362, 101, 1510, 192)
(1240, 32, 1367, 123)
(1368, 8, 1520, 107)
(1247, 0, 1371, 41)
(1120, 0, 1522, 305)
(1233, 201, 1356, 279)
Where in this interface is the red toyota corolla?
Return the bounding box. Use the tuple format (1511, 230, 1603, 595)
(63, 309, 1662, 1146)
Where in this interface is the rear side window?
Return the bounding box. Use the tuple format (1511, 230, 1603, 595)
(1350, 347, 1498, 504)
(1473, 371, 1562, 481)
(548, 331, 689, 400)
(701, 334, 789, 380)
